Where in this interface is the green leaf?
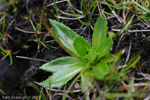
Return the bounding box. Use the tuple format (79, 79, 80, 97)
(50, 19, 79, 55)
(81, 71, 94, 92)
(0, 89, 5, 95)
(73, 36, 92, 57)
(92, 60, 110, 80)
(84, 48, 98, 64)
(101, 53, 118, 63)
(96, 37, 113, 61)
(92, 13, 108, 49)
(41, 62, 85, 88)
(2, 12, 5, 35)
(39, 57, 80, 73)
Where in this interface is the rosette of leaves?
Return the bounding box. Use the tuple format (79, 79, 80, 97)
(40, 13, 117, 90)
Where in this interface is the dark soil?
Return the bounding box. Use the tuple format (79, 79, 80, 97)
(0, 0, 150, 100)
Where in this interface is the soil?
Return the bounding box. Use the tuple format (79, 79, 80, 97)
(0, 0, 150, 100)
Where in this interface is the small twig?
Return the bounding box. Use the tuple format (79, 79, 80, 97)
(66, 0, 83, 14)
(47, 0, 67, 7)
(118, 65, 127, 69)
(47, 0, 83, 14)
(0, 55, 7, 60)
(7, 34, 16, 43)
(45, 87, 52, 100)
(121, 78, 127, 86)
(0, 16, 3, 21)
(16, 55, 48, 62)
(43, 40, 55, 43)
(56, 93, 75, 100)
(125, 40, 132, 64)
(62, 84, 67, 100)
(79, 25, 88, 35)
(112, 29, 150, 33)
(124, 83, 150, 87)
(57, 15, 85, 20)
(97, 1, 101, 15)
(57, 8, 85, 18)
(119, 14, 135, 36)
(112, 11, 123, 23)
(15, 27, 35, 33)
(26, 0, 38, 26)
(123, 2, 126, 24)
(4, 19, 15, 37)
(141, 19, 150, 28)
(131, 77, 135, 93)
(138, 72, 150, 80)
(134, 78, 149, 81)
(115, 14, 134, 52)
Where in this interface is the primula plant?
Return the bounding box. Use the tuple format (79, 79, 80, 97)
(40, 12, 117, 93)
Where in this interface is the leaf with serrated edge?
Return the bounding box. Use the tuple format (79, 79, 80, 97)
(41, 62, 86, 88)
(92, 60, 110, 80)
(92, 13, 108, 49)
(50, 19, 79, 55)
(73, 36, 92, 57)
(39, 57, 80, 73)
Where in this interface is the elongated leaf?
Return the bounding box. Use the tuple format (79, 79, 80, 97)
(92, 60, 110, 80)
(41, 62, 85, 88)
(92, 13, 108, 49)
(50, 19, 79, 55)
(73, 36, 92, 57)
(39, 57, 79, 72)
(101, 53, 118, 63)
(2, 12, 5, 35)
(96, 37, 113, 61)
(0, 89, 5, 95)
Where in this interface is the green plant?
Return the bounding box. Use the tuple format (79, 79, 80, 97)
(23, 83, 46, 100)
(0, 89, 5, 95)
(0, 46, 13, 65)
(0, 12, 6, 39)
(0, 12, 13, 65)
(30, 17, 48, 49)
(53, 0, 60, 22)
(40, 12, 117, 99)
